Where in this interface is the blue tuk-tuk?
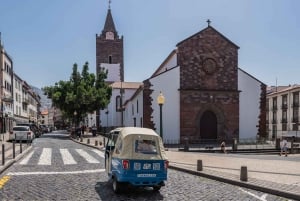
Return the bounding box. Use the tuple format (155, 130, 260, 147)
(105, 127, 168, 193)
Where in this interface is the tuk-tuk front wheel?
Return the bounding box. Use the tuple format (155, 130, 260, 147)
(112, 177, 122, 193)
(153, 186, 161, 191)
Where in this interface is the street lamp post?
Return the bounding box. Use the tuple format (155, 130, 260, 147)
(157, 91, 165, 141)
(73, 111, 77, 127)
(105, 110, 109, 133)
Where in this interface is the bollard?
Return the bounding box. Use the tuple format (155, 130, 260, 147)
(197, 160, 203, 171)
(20, 141, 22, 154)
(87, 138, 90, 144)
(2, 144, 5, 165)
(232, 138, 238, 151)
(95, 140, 98, 146)
(80, 137, 83, 142)
(13, 141, 15, 159)
(240, 166, 248, 181)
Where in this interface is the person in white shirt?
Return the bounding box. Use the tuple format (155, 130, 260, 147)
(280, 137, 288, 157)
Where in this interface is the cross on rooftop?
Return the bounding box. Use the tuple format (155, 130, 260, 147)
(207, 19, 211, 26)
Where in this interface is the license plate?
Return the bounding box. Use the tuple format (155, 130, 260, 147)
(137, 174, 156, 177)
(143, 163, 151, 170)
(134, 162, 141, 170)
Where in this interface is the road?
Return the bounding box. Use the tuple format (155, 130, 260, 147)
(0, 131, 294, 200)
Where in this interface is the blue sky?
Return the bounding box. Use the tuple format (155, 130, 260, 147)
(0, 0, 299, 89)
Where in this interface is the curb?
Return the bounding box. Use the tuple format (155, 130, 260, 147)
(168, 165, 300, 201)
(0, 146, 33, 175)
(70, 137, 105, 151)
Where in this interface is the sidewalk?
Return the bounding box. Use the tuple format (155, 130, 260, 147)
(0, 133, 33, 174)
(74, 132, 300, 200)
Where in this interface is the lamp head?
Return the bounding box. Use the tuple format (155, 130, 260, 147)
(157, 91, 165, 105)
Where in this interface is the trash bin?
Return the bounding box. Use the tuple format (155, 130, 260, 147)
(184, 137, 189, 151)
(275, 138, 281, 149)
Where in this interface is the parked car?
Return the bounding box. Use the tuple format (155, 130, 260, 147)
(17, 123, 42, 138)
(9, 126, 35, 142)
(105, 127, 168, 193)
(40, 124, 50, 133)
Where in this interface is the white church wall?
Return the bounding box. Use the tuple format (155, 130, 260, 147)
(155, 53, 177, 75)
(123, 91, 144, 127)
(100, 63, 121, 82)
(238, 69, 262, 140)
(150, 67, 180, 143)
(100, 87, 140, 129)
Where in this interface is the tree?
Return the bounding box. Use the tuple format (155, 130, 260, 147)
(43, 62, 112, 126)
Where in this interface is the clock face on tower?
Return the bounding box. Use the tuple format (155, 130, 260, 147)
(106, 31, 114, 40)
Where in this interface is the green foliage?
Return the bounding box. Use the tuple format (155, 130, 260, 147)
(43, 62, 112, 124)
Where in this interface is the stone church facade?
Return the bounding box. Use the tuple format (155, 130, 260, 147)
(96, 5, 266, 143)
(177, 26, 240, 142)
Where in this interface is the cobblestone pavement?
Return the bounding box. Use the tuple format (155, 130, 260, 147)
(0, 131, 297, 200)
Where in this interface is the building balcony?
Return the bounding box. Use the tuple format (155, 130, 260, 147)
(22, 98, 29, 105)
(281, 104, 288, 110)
(292, 102, 299, 108)
(281, 119, 287, 123)
(292, 117, 299, 123)
(2, 96, 13, 103)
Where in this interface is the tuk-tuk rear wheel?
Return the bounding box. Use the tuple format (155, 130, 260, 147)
(112, 177, 122, 193)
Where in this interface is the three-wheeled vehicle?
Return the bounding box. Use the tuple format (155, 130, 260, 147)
(105, 127, 168, 193)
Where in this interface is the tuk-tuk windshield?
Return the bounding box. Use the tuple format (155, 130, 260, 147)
(107, 134, 119, 146)
(135, 139, 157, 154)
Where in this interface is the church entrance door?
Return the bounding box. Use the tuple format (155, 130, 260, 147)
(200, 110, 217, 139)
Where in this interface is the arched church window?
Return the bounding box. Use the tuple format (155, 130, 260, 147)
(116, 95, 121, 111)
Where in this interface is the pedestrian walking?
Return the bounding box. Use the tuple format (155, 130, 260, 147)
(92, 124, 97, 137)
(81, 125, 85, 136)
(220, 141, 226, 153)
(280, 137, 288, 157)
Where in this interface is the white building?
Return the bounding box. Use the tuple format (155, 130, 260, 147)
(267, 85, 300, 139)
(0, 41, 14, 133)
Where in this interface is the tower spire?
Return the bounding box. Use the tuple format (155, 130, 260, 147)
(102, 2, 117, 36)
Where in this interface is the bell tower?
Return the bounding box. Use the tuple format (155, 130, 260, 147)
(96, 1, 124, 82)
